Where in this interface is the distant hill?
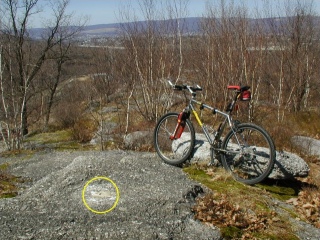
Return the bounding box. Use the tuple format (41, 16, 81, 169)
(27, 16, 320, 40)
(77, 23, 122, 37)
(28, 23, 121, 39)
(28, 17, 202, 40)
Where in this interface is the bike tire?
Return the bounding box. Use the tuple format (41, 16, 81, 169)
(154, 112, 195, 166)
(220, 123, 276, 185)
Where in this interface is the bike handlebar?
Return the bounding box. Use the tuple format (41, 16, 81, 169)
(168, 80, 250, 95)
(168, 80, 202, 93)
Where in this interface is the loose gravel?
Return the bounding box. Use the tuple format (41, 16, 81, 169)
(0, 150, 221, 239)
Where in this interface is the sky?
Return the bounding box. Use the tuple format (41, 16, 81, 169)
(25, 0, 320, 27)
(66, 0, 208, 25)
(63, 0, 320, 26)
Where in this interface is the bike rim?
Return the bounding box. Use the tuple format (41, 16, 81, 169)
(155, 114, 193, 164)
(223, 126, 274, 184)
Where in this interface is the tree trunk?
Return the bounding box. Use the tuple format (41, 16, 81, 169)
(22, 103, 28, 135)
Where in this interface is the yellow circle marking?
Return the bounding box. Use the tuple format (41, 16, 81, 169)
(82, 176, 120, 214)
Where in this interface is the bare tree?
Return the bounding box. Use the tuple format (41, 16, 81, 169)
(119, 0, 189, 123)
(265, 0, 320, 118)
(0, 0, 86, 149)
(194, 0, 320, 125)
(195, 1, 256, 110)
(42, 41, 74, 131)
(88, 45, 123, 150)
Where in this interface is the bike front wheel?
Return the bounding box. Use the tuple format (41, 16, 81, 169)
(221, 123, 276, 185)
(154, 112, 195, 166)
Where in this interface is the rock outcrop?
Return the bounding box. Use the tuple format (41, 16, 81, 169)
(292, 136, 320, 157)
(173, 133, 310, 180)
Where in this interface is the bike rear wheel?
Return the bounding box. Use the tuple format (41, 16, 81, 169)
(221, 123, 276, 185)
(154, 112, 195, 166)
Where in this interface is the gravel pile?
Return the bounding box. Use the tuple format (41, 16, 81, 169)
(0, 150, 220, 239)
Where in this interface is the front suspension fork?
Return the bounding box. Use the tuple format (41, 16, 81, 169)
(170, 111, 189, 140)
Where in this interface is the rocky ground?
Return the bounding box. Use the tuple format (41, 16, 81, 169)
(0, 150, 221, 240)
(1, 148, 320, 239)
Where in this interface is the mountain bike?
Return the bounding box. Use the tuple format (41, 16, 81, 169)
(154, 80, 276, 185)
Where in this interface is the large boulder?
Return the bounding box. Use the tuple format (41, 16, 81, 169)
(173, 133, 309, 180)
(268, 150, 309, 179)
(291, 136, 320, 157)
(90, 122, 118, 145)
(172, 133, 211, 162)
(124, 131, 153, 149)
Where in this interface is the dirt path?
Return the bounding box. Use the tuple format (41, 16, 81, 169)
(0, 150, 220, 239)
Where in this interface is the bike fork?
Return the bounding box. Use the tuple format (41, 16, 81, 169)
(170, 111, 189, 140)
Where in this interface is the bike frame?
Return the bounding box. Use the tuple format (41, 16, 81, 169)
(188, 99, 232, 145)
(181, 85, 242, 152)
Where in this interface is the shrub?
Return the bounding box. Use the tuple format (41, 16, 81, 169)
(53, 102, 83, 129)
(72, 118, 98, 143)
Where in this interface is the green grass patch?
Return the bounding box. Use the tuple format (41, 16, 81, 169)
(251, 231, 299, 240)
(25, 129, 73, 144)
(0, 149, 35, 159)
(184, 165, 299, 201)
(0, 169, 30, 199)
(0, 163, 9, 171)
(24, 129, 97, 151)
(257, 183, 297, 201)
(220, 226, 243, 239)
(55, 142, 95, 151)
(0, 174, 19, 199)
(183, 166, 249, 195)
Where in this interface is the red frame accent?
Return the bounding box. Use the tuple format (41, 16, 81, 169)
(170, 112, 186, 140)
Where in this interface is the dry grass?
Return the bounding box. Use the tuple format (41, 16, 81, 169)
(184, 151, 320, 239)
(72, 118, 98, 143)
(287, 187, 320, 228)
(256, 110, 320, 152)
(0, 170, 20, 198)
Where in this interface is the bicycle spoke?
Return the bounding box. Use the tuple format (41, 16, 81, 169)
(221, 123, 275, 185)
(154, 113, 195, 165)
